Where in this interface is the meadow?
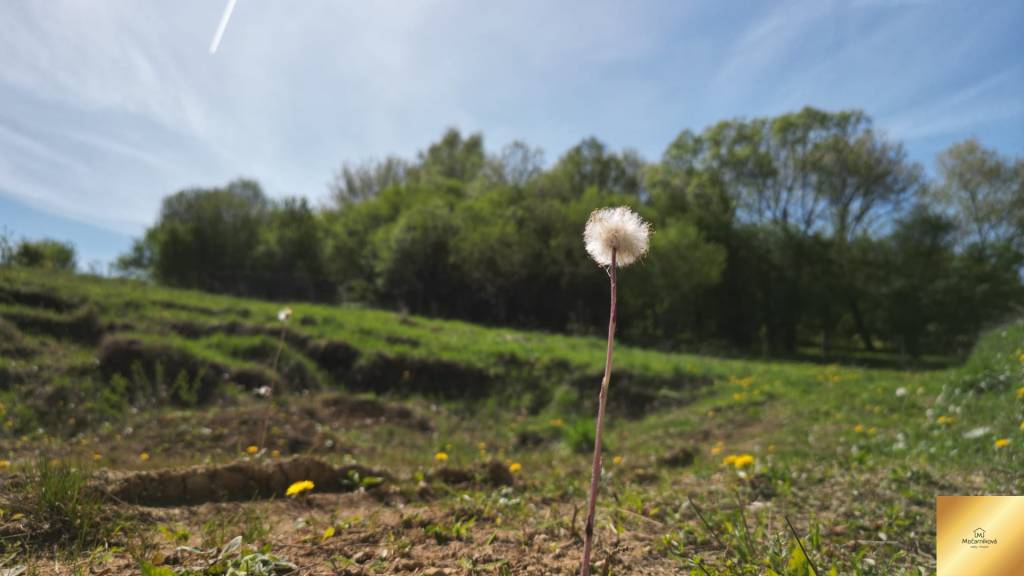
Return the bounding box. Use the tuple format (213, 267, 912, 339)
(0, 267, 1021, 575)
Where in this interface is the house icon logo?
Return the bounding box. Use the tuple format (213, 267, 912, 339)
(961, 526, 996, 549)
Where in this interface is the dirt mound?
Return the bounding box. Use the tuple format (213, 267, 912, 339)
(0, 318, 35, 358)
(0, 285, 80, 312)
(348, 354, 494, 398)
(305, 339, 360, 377)
(168, 319, 314, 350)
(97, 335, 224, 403)
(319, 395, 432, 431)
(658, 446, 696, 468)
(105, 456, 387, 506)
(571, 370, 712, 418)
(1, 305, 103, 344)
(428, 460, 515, 487)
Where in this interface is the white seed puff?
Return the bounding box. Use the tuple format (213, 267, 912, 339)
(583, 206, 651, 267)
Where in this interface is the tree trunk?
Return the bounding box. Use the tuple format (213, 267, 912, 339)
(846, 293, 875, 352)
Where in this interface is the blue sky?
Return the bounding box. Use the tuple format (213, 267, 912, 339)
(1, 0, 1021, 268)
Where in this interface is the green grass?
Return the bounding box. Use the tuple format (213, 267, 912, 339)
(0, 459, 123, 556)
(0, 267, 1021, 573)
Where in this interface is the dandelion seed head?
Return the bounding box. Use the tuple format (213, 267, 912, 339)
(278, 307, 293, 322)
(583, 206, 651, 268)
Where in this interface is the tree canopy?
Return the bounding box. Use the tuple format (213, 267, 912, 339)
(115, 108, 1024, 358)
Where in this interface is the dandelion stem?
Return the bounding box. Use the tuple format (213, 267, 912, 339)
(258, 323, 288, 450)
(785, 515, 820, 576)
(580, 249, 616, 576)
(736, 491, 755, 559)
(688, 495, 726, 551)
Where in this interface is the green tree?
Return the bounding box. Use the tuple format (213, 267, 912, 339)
(329, 156, 408, 207)
(932, 139, 1023, 250)
(418, 129, 486, 183)
(137, 179, 269, 294)
(8, 239, 77, 271)
(256, 197, 331, 300)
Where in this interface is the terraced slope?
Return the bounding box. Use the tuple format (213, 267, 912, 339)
(0, 268, 712, 433)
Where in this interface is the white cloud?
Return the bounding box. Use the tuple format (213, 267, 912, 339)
(0, 0, 1020, 252)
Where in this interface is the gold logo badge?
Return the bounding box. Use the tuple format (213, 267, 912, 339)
(937, 496, 1024, 575)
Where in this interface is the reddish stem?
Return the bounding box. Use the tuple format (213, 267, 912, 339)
(580, 249, 617, 576)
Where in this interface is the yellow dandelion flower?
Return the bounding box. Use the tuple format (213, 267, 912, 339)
(322, 526, 335, 541)
(710, 441, 724, 455)
(854, 424, 864, 433)
(434, 451, 448, 462)
(868, 427, 878, 435)
(937, 415, 955, 425)
(508, 462, 522, 474)
(0, 459, 10, 470)
(549, 418, 565, 427)
(612, 455, 623, 466)
(92, 453, 102, 461)
(271, 449, 281, 458)
(139, 452, 150, 462)
(285, 480, 314, 497)
(1018, 351, 1024, 364)
(994, 438, 1011, 449)
(732, 392, 745, 401)
(477, 442, 487, 451)
(246, 445, 259, 455)
(1017, 387, 1024, 399)
(1019, 421, 1024, 433)
(732, 454, 755, 469)
(722, 454, 738, 466)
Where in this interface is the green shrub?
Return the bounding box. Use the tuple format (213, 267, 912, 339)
(562, 418, 602, 454)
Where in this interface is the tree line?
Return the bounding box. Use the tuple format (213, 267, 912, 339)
(111, 107, 1024, 358)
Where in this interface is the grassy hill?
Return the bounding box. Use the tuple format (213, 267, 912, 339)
(0, 267, 1021, 574)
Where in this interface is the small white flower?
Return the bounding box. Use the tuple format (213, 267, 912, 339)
(895, 387, 907, 397)
(254, 385, 272, 398)
(583, 206, 651, 268)
(962, 427, 990, 439)
(277, 307, 293, 322)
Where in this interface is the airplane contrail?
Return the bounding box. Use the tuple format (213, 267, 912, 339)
(209, 0, 239, 55)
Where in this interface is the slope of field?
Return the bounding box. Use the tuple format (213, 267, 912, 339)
(0, 268, 1021, 575)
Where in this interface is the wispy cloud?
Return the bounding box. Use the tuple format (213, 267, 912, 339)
(883, 67, 1024, 141)
(0, 0, 1020, 265)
